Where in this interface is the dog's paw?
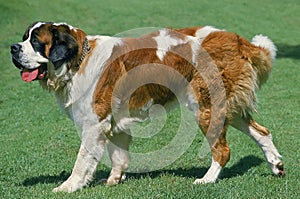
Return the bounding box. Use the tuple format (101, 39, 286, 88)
(271, 161, 286, 177)
(52, 185, 69, 193)
(193, 178, 215, 185)
(52, 179, 83, 193)
(106, 173, 126, 186)
(52, 185, 73, 193)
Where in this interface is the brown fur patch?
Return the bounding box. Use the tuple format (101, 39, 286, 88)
(32, 24, 54, 58)
(250, 118, 270, 136)
(175, 27, 201, 36)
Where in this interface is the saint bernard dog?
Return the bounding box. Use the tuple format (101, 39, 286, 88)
(10, 21, 285, 192)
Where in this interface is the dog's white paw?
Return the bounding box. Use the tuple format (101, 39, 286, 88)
(106, 173, 126, 186)
(52, 185, 69, 193)
(270, 161, 286, 176)
(193, 178, 215, 185)
(52, 179, 83, 193)
(52, 185, 73, 193)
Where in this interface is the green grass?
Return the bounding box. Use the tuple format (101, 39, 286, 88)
(1, 0, 300, 198)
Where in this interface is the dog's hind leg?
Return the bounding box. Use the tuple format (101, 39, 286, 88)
(230, 113, 285, 176)
(106, 131, 131, 186)
(194, 108, 230, 184)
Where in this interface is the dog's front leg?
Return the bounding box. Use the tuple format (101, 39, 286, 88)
(52, 143, 104, 193)
(53, 122, 109, 193)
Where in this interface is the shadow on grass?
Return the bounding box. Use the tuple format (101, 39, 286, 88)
(22, 170, 110, 187)
(22, 170, 70, 186)
(220, 155, 264, 179)
(126, 155, 264, 180)
(276, 43, 300, 59)
(22, 155, 263, 187)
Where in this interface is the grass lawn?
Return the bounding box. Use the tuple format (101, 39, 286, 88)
(1, 0, 299, 198)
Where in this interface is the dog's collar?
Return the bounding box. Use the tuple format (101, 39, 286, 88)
(75, 38, 91, 70)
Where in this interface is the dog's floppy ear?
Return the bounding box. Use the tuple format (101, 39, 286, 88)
(49, 26, 78, 68)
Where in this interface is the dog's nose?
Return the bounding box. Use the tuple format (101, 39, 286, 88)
(10, 44, 22, 54)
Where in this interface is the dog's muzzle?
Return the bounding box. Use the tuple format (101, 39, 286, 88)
(10, 44, 48, 82)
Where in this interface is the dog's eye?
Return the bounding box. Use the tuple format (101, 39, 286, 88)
(31, 38, 39, 45)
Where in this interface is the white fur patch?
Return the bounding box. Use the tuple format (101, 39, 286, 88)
(154, 29, 186, 61)
(251, 34, 277, 62)
(187, 35, 201, 66)
(29, 22, 45, 36)
(195, 26, 224, 45)
(186, 26, 223, 66)
(53, 22, 78, 31)
(193, 158, 222, 184)
(248, 126, 282, 158)
(19, 41, 49, 68)
(248, 126, 282, 174)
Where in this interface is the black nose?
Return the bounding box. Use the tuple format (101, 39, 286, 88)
(10, 44, 22, 54)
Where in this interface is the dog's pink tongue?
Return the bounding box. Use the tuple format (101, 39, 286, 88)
(21, 69, 39, 82)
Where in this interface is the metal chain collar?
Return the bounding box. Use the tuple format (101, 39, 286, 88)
(75, 38, 91, 70)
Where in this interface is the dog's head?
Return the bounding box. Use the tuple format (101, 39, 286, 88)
(10, 22, 87, 83)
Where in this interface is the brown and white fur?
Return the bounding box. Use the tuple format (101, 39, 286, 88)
(10, 22, 285, 192)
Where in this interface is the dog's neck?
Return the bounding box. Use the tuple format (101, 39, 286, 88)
(74, 38, 91, 70)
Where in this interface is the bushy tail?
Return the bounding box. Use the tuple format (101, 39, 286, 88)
(251, 34, 277, 62)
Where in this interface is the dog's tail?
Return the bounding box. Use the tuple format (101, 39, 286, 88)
(243, 34, 277, 89)
(251, 34, 277, 62)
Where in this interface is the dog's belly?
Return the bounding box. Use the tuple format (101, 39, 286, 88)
(112, 87, 198, 133)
